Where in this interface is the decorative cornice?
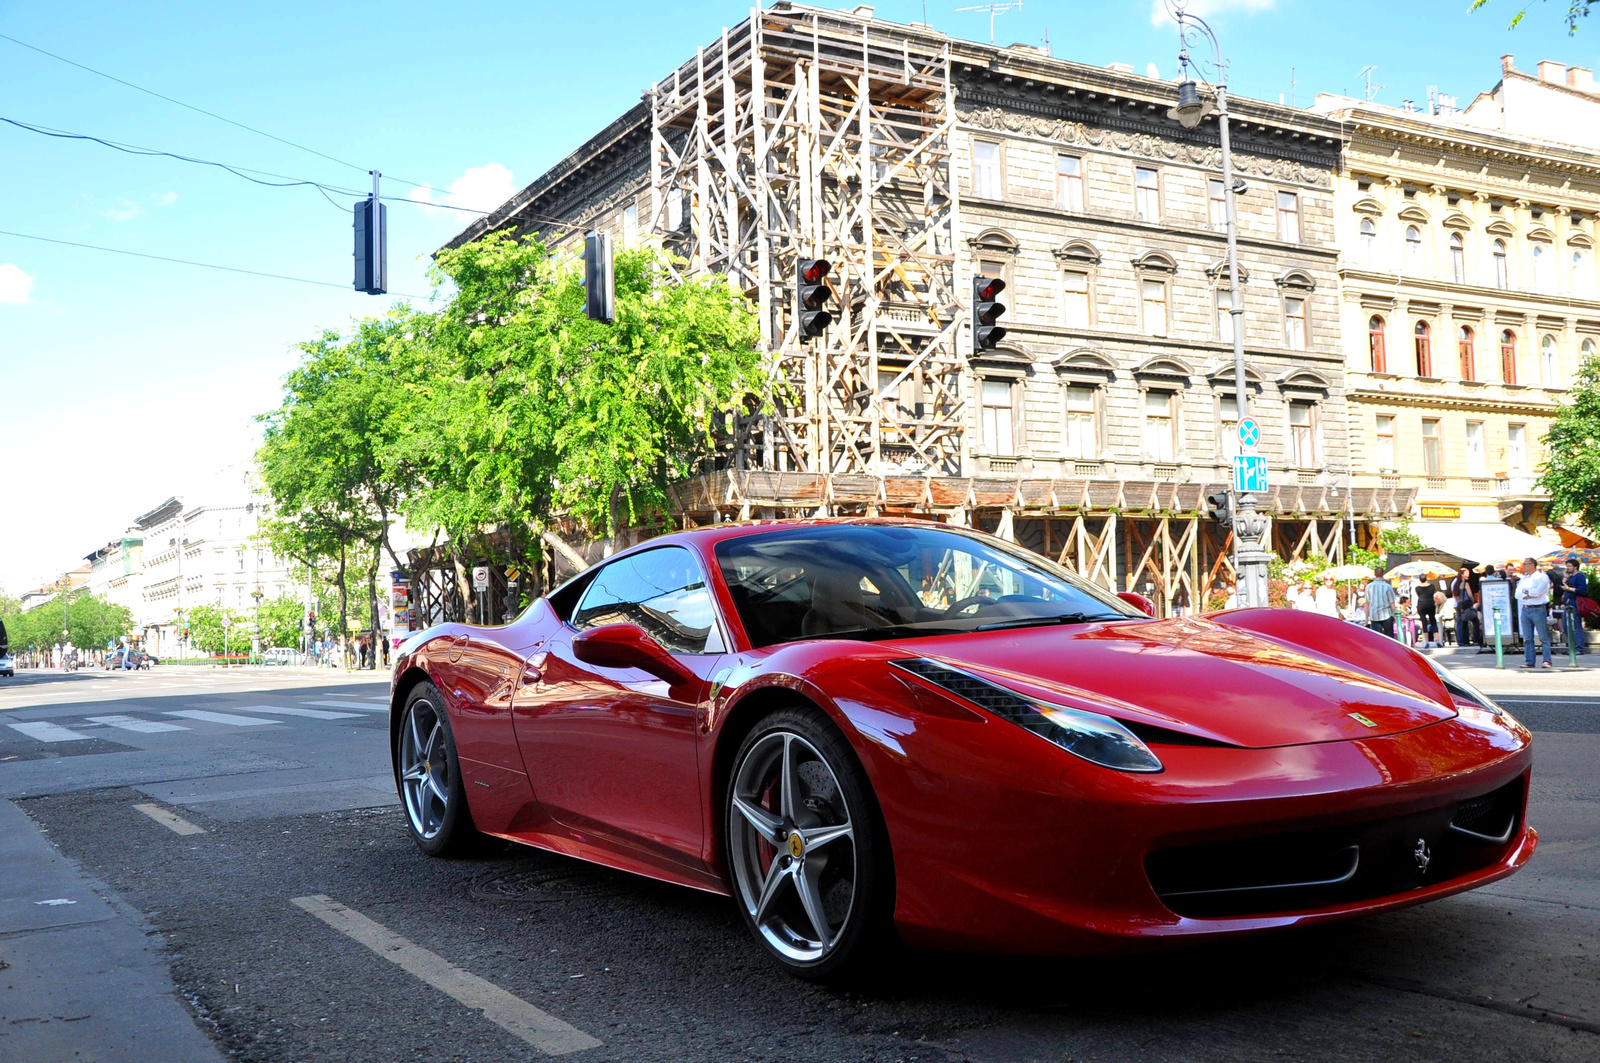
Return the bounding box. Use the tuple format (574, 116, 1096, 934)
(1346, 387, 1561, 415)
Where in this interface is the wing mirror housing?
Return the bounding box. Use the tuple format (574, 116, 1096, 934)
(1116, 591, 1156, 617)
(571, 623, 696, 686)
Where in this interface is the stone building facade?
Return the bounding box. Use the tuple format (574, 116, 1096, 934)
(1313, 55, 1600, 555)
(447, 3, 1415, 609)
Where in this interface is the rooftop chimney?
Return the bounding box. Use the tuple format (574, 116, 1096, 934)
(1570, 66, 1595, 93)
(1538, 60, 1567, 84)
(1502, 54, 1516, 76)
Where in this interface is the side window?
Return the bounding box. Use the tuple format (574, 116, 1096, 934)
(571, 547, 725, 655)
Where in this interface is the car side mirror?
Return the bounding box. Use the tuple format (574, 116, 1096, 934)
(571, 623, 696, 686)
(1116, 591, 1156, 617)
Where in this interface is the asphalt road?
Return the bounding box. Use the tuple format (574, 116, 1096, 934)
(0, 668, 1596, 1063)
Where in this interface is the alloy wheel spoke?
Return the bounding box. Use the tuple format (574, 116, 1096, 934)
(425, 720, 443, 759)
(733, 794, 785, 846)
(793, 863, 834, 949)
(752, 856, 793, 925)
(408, 707, 425, 757)
(779, 735, 800, 822)
(799, 822, 852, 852)
(427, 769, 449, 805)
(401, 762, 427, 782)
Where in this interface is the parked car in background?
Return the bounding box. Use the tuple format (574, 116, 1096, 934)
(0, 654, 14, 678)
(262, 647, 303, 666)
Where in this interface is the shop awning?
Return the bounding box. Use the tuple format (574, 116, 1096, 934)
(1410, 521, 1553, 566)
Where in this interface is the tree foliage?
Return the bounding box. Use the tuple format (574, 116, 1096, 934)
(185, 604, 244, 655)
(1472, 0, 1594, 33)
(1541, 348, 1600, 534)
(0, 592, 133, 652)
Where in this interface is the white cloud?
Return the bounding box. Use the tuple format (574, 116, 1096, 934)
(1149, 0, 1277, 28)
(407, 162, 517, 216)
(151, 191, 179, 206)
(106, 197, 142, 223)
(0, 263, 35, 305)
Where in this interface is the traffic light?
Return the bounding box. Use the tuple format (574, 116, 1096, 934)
(352, 195, 388, 295)
(973, 275, 1007, 352)
(796, 259, 833, 340)
(584, 231, 615, 323)
(1206, 490, 1233, 527)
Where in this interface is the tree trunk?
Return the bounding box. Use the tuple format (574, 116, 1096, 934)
(448, 539, 472, 623)
(367, 540, 381, 670)
(539, 528, 591, 573)
(336, 539, 349, 669)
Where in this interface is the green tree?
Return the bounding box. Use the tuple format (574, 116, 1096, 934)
(186, 604, 245, 656)
(1540, 347, 1600, 534)
(1, 591, 133, 653)
(257, 595, 308, 649)
(1472, 0, 1595, 33)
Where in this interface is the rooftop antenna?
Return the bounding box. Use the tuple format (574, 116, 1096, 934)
(1291, 66, 1297, 108)
(1042, 26, 1051, 56)
(956, 0, 1023, 44)
(1356, 64, 1385, 101)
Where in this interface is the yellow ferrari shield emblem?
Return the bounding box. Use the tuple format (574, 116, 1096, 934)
(1348, 712, 1379, 729)
(787, 833, 805, 859)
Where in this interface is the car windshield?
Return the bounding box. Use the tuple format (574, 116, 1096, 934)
(714, 523, 1137, 647)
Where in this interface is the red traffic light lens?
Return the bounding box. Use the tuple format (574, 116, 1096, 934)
(800, 259, 832, 285)
(975, 276, 1006, 302)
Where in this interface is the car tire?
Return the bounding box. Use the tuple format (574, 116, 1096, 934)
(725, 705, 896, 982)
(394, 681, 480, 857)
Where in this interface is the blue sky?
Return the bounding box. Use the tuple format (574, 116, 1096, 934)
(1, 0, 1592, 593)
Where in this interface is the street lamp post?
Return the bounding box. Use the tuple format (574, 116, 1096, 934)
(1165, 0, 1270, 608)
(251, 588, 264, 664)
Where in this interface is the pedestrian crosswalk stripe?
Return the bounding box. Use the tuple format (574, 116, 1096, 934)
(86, 715, 190, 733)
(299, 700, 389, 713)
(8, 721, 93, 743)
(231, 704, 362, 721)
(164, 710, 277, 727)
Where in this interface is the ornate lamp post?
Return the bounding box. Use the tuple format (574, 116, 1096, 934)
(251, 588, 264, 664)
(1165, 0, 1270, 608)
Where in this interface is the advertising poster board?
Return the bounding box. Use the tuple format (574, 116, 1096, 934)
(1480, 577, 1513, 641)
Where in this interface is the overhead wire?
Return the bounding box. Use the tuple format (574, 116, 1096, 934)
(0, 228, 434, 301)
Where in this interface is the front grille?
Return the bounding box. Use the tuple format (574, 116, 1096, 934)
(1146, 777, 1523, 918)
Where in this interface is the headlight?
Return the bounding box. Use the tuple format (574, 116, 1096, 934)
(1423, 654, 1506, 717)
(892, 658, 1163, 773)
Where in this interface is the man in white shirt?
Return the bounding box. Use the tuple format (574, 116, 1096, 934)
(1516, 556, 1553, 668)
(1313, 576, 1340, 618)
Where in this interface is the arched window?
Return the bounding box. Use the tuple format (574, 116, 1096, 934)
(1414, 320, 1433, 377)
(1458, 325, 1476, 380)
(1492, 239, 1509, 288)
(1500, 329, 1517, 385)
(1359, 218, 1378, 267)
(1449, 232, 1466, 283)
(1405, 225, 1423, 273)
(1541, 334, 1559, 385)
(1584, 337, 1598, 364)
(1368, 315, 1388, 373)
(1532, 242, 1552, 291)
(1574, 247, 1594, 294)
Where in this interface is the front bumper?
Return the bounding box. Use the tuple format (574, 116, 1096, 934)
(875, 704, 1535, 955)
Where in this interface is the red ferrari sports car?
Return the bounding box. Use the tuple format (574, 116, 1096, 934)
(389, 519, 1535, 979)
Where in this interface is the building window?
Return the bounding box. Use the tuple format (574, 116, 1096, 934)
(1216, 290, 1234, 343)
(1359, 218, 1378, 267)
(666, 189, 684, 230)
(977, 257, 1008, 288)
(1276, 191, 1300, 242)
(1414, 320, 1433, 377)
(1062, 271, 1090, 327)
(1574, 247, 1594, 293)
(237, 548, 246, 571)
(1466, 421, 1487, 476)
(1584, 337, 1598, 365)
(1458, 325, 1476, 380)
(972, 140, 1000, 199)
(1289, 402, 1316, 466)
(1135, 167, 1160, 222)
(1500, 329, 1517, 384)
(1219, 394, 1240, 459)
(1492, 239, 1509, 288)
(1449, 232, 1466, 283)
(1140, 278, 1169, 337)
(1208, 178, 1227, 229)
(1421, 418, 1443, 475)
(1375, 414, 1396, 469)
(1405, 225, 1424, 273)
(980, 378, 1016, 454)
(1368, 315, 1387, 373)
(1142, 391, 1176, 462)
(877, 369, 916, 421)
(1540, 334, 1558, 385)
(1532, 241, 1552, 291)
(1056, 154, 1083, 211)
(622, 203, 638, 246)
(1283, 296, 1307, 350)
(1063, 386, 1097, 458)
(1507, 423, 1527, 473)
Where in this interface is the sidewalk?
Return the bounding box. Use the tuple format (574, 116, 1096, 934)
(1422, 644, 1600, 697)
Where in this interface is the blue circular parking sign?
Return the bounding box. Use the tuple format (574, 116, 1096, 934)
(1237, 416, 1260, 450)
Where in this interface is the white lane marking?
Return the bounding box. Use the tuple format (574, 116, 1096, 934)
(298, 700, 388, 713)
(364, 697, 388, 702)
(230, 704, 361, 721)
(163, 710, 277, 727)
(290, 895, 601, 1055)
(132, 802, 206, 836)
(86, 715, 191, 733)
(35, 898, 77, 906)
(8, 721, 93, 743)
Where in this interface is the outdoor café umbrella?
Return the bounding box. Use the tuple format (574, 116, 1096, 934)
(1322, 564, 1378, 581)
(1540, 547, 1600, 566)
(1384, 560, 1457, 579)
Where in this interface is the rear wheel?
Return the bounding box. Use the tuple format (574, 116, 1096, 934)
(726, 706, 893, 980)
(395, 682, 479, 857)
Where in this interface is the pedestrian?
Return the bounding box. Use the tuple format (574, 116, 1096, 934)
(1365, 566, 1398, 639)
(1516, 556, 1554, 669)
(1415, 574, 1440, 647)
(1436, 590, 1454, 645)
(1564, 560, 1589, 655)
(1314, 576, 1340, 618)
(1451, 565, 1481, 647)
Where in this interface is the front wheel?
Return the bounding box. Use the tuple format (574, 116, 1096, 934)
(395, 682, 480, 857)
(726, 706, 894, 981)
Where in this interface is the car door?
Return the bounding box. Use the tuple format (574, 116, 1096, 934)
(514, 546, 726, 869)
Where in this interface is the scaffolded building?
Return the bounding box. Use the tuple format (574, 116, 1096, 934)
(447, 2, 1415, 613)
